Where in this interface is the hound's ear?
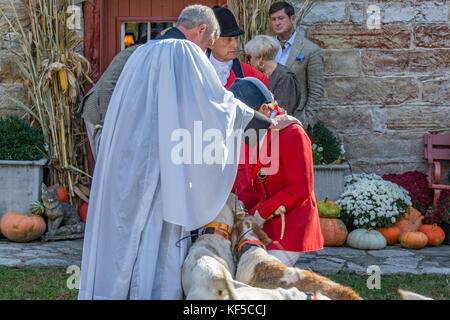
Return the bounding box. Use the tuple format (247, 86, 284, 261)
(253, 222, 272, 248)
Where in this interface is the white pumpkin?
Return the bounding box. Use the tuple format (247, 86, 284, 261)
(346, 228, 387, 250)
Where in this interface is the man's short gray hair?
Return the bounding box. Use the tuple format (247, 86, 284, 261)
(245, 35, 280, 61)
(176, 5, 220, 40)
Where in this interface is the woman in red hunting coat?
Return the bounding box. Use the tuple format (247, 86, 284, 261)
(230, 78, 324, 266)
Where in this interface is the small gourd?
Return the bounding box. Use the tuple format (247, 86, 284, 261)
(29, 201, 45, 216)
(317, 197, 340, 218)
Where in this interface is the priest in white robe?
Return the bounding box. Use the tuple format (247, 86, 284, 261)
(78, 4, 298, 300)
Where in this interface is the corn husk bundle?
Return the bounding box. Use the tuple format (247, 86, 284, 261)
(0, 0, 93, 207)
(227, 0, 316, 60)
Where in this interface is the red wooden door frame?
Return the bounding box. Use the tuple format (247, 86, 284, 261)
(83, 0, 226, 82)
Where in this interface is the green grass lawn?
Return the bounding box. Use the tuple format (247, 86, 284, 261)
(324, 273, 450, 300)
(0, 267, 448, 300)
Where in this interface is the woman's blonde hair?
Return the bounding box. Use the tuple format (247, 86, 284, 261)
(245, 35, 280, 61)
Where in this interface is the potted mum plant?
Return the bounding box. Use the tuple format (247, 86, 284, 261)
(0, 116, 47, 221)
(311, 121, 348, 201)
(337, 174, 412, 235)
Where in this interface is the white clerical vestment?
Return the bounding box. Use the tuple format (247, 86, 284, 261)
(78, 39, 254, 300)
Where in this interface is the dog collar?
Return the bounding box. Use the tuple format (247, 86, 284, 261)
(202, 222, 232, 241)
(236, 240, 266, 261)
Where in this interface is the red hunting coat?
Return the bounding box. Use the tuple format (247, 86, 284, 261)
(225, 61, 269, 90)
(232, 123, 324, 252)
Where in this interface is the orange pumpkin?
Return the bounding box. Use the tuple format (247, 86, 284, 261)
(399, 231, 428, 249)
(49, 184, 69, 203)
(378, 226, 402, 245)
(80, 202, 88, 223)
(0, 212, 46, 243)
(319, 217, 348, 246)
(418, 224, 445, 246)
(394, 207, 424, 233)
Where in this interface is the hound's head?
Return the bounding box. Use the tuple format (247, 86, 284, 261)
(230, 213, 272, 259)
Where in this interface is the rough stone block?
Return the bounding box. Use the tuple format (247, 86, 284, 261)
(316, 106, 374, 133)
(367, 248, 414, 257)
(323, 50, 361, 75)
(0, 83, 27, 118)
(301, 2, 347, 24)
(414, 23, 450, 48)
(342, 132, 425, 160)
(379, 1, 416, 23)
(362, 49, 450, 75)
(349, 2, 365, 24)
(386, 106, 450, 130)
(308, 24, 411, 49)
(421, 77, 450, 103)
(0, 50, 23, 82)
(324, 77, 419, 105)
(347, 159, 426, 176)
(415, 0, 448, 22)
(0, 258, 22, 267)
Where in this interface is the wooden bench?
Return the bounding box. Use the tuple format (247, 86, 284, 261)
(424, 134, 450, 205)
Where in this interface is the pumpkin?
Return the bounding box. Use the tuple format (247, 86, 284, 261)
(0, 212, 46, 243)
(80, 202, 88, 223)
(399, 231, 428, 249)
(377, 226, 402, 245)
(346, 228, 387, 250)
(319, 217, 348, 246)
(418, 224, 445, 246)
(49, 184, 69, 203)
(394, 206, 424, 233)
(317, 198, 340, 218)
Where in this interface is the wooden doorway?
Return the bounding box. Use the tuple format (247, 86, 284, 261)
(84, 0, 224, 84)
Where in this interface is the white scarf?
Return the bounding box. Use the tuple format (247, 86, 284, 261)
(209, 54, 233, 86)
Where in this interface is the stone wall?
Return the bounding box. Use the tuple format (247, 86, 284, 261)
(0, 0, 449, 178)
(0, 1, 84, 119)
(295, 0, 449, 177)
(0, 0, 28, 118)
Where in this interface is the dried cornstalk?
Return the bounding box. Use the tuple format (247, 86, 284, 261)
(0, 0, 93, 208)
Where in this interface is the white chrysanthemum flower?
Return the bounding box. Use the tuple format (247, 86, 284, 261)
(338, 173, 412, 230)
